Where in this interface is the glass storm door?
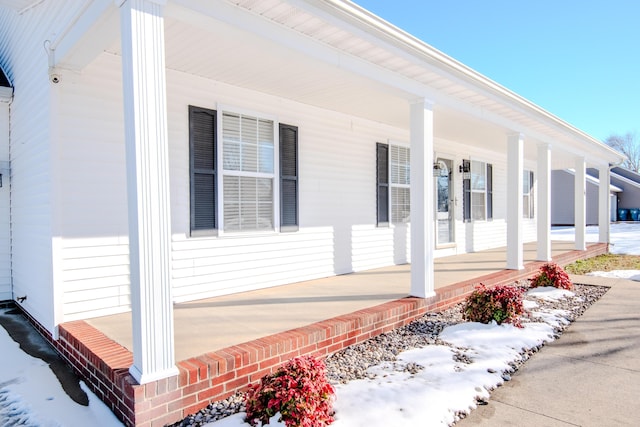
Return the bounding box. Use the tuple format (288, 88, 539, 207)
(435, 158, 454, 245)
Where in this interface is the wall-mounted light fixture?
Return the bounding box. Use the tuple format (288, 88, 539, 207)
(433, 161, 449, 177)
(459, 163, 470, 174)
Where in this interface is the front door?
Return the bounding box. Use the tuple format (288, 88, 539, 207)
(435, 158, 454, 246)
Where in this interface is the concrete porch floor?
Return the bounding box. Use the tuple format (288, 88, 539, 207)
(87, 240, 588, 362)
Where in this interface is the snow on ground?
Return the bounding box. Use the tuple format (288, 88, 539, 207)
(551, 223, 640, 281)
(208, 225, 640, 427)
(550, 222, 640, 255)
(1, 223, 638, 426)
(0, 311, 123, 427)
(587, 269, 640, 281)
(206, 288, 574, 427)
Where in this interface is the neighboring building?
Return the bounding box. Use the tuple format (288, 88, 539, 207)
(611, 167, 640, 214)
(551, 167, 640, 225)
(551, 169, 621, 225)
(0, 0, 625, 423)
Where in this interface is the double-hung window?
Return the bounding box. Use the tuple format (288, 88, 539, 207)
(523, 170, 534, 218)
(222, 112, 275, 232)
(377, 142, 410, 225)
(463, 159, 493, 222)
(189, 105, 298, 235)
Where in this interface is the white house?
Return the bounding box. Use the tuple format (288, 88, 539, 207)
(0, 0, 625, 421)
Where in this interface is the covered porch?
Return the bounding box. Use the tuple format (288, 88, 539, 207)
(56, 240, 606, 426)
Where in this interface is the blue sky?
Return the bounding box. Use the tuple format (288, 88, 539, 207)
(354, 1, 640, 142)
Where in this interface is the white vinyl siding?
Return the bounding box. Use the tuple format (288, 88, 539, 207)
(169, 71, 411, 300)
(0, 2, 85, 330)
(41, 51, 537, 318)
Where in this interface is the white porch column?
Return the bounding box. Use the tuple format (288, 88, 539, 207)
(598, 165, 611, 244)
(119, 0, 177, 384)
(507, 133, 524, 270)
(574, 157, 587, 251)
(409, 99, 435, 298)
(536, 143, 552, 261)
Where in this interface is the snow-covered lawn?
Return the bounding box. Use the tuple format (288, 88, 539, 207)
(1, 222, 638, 426)
(550, 222, 640, 255)
(551, 223, 640, 281)
(0, 310, 123, 426)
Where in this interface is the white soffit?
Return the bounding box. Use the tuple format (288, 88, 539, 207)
(224, 0, 623, 164)
(92, 0, 622, 165)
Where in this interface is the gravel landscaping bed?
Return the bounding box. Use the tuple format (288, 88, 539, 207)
(170, 283, 608, 427)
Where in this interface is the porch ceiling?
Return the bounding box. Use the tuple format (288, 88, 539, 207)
(57, 0, 623, 168)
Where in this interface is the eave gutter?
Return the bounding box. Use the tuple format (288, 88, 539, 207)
(317, 0, 624, 161)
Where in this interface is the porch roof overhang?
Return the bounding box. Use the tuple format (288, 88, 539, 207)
(49, 0, 625, 169)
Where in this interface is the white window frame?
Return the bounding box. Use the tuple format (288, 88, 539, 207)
(389, 142, 411, 224)
(216, 106, 280, 235)
(471, 159, 488, 221)
(523, 169, 535, 219)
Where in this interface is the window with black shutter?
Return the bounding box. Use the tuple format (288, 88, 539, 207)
(464, 159, 492, 222)
(376, 143, 389, 226)
(189, 106, 300, 235)
(280, 124, 299, 231)
(462, 159, 471, 222)
(189, 106, 217, 234)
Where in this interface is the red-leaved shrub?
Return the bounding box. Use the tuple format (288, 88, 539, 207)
(245, 355, 335, 427)
(462, 284, 525, 328)
(530, 262, 573, 290)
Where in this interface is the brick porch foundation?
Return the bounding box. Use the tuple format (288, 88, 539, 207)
(27, 243, 606, 426)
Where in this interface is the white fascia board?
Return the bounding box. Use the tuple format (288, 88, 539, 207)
(49, 0, 119, 71)
(301, 0, 625, 164)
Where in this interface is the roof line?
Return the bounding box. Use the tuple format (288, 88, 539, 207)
(611, 172, 640, 190)
(319, 0, 623, 159)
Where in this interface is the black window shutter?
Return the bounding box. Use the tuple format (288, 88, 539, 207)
(376, 143, 389, 226)
(463, 159, 471, 222)
(189, 106, 217, 233)
(280, 124, 299, 231)
(487, 163, 493, 220)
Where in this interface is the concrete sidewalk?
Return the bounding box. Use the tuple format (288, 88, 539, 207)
(458, 275, 640, 426)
